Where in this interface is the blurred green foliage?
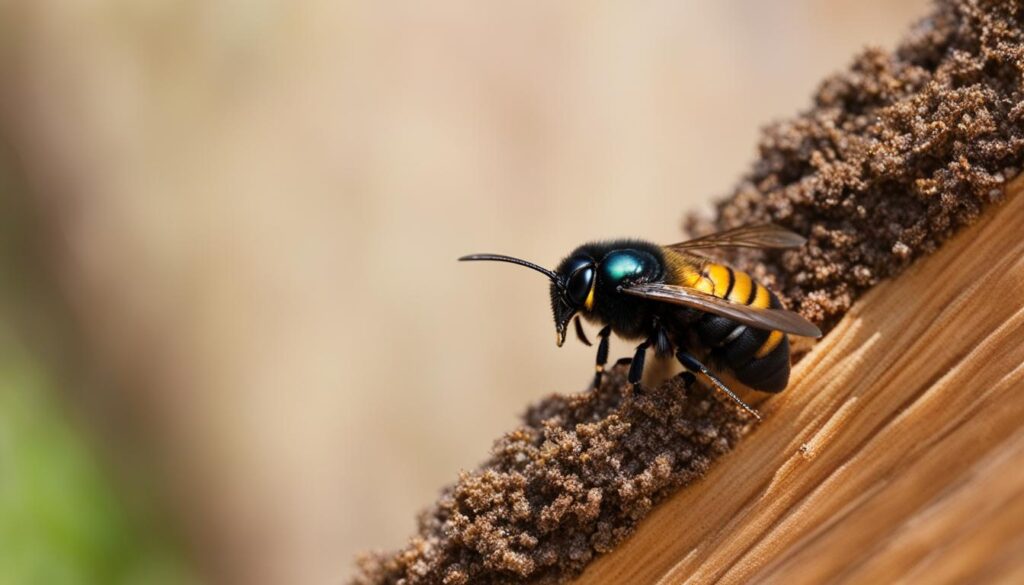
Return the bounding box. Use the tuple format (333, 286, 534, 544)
(0, 126, 194, 585)
(0, 157, 193, 581)
(0, 340, 195, 585)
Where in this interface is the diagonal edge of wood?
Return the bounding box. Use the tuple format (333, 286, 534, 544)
(574, 178, 1024, 585)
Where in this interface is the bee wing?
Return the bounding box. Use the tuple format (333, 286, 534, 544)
(621, 282, 822, 338)
(668, 223, 806, 251)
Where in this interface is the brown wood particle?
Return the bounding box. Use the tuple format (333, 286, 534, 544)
(353, 1, 1024, 583)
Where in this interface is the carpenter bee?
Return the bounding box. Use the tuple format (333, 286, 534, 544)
(460, 224, 822, 419)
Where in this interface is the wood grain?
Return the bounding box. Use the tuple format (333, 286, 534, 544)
(574, 178, 1024, 585)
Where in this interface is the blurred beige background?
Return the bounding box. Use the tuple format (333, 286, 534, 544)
(0, 1, 928, 583)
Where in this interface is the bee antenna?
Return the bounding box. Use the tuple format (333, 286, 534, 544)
(459, 253, 561, 285)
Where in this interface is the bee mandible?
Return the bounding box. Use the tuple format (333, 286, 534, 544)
(460, 224, 822, 419)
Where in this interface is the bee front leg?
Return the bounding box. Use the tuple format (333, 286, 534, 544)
(592, 325, 612, 388)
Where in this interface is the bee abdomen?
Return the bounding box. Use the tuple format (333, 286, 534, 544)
(694, 268, 792, 393)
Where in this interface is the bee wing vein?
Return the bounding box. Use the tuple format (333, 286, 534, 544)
(668, 223, 806, 251)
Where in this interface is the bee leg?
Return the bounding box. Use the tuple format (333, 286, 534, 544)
(592, 325, 613, 388)
(676, 350, 761, 421)
(627, 339, 653, 390)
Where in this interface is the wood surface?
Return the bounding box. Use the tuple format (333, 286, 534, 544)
(574, 178, 1024, 584)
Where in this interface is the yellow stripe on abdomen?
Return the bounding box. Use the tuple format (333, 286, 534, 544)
(679, 265, 717, 295)
(749, 280, 771, 308)
(754, 330, 785, 359)
(672, 263, 704, 288)
(704, 263, 731, 296)
(726, 269, 751, 303)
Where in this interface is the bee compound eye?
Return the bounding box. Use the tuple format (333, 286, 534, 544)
(567, 266, 594, 306)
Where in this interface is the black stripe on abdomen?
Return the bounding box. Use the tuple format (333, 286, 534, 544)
(733, 334, 790, 392)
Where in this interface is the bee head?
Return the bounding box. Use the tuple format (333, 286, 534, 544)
(458, 251, 595, 347)
(549, 255, 596, 346)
